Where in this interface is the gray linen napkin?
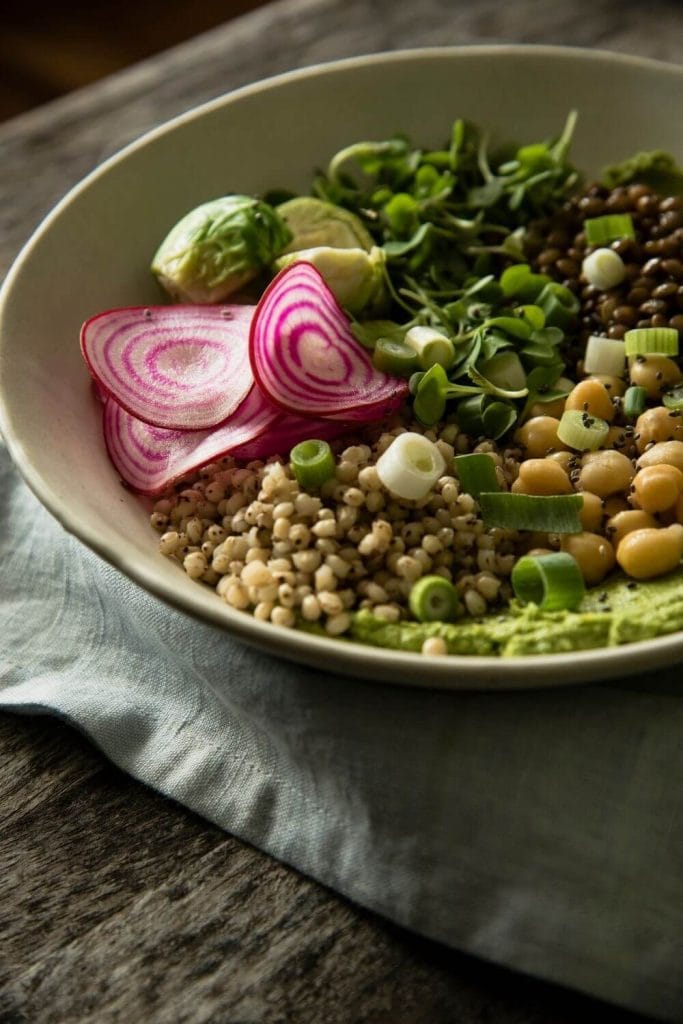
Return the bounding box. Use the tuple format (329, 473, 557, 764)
(2, 440, 682, 1022)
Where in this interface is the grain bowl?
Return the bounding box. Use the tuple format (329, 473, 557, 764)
(3, 46, 683, 688)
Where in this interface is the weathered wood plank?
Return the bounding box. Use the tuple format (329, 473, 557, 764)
(0, 716, 228, 989)
(0, 715, 103, 829)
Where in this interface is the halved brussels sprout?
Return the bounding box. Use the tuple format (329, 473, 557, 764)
(152, 195, 292, 303)
(274, 246, 387, 316)
(277, 197, 374, 253)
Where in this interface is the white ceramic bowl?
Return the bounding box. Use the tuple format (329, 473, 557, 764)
(3, 45, 683, 689)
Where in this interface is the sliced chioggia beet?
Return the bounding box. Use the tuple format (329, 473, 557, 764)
(103, 386, 278, 495)
(231, 412, 354, 460)
(249, 262, 408, 421)
(81, 304, 255, 430)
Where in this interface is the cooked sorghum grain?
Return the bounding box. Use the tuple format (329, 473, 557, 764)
(152, 412, 523, 639)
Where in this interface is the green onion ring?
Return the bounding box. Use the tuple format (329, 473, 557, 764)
(289, 439, 336, 489)
(511, 552, 586, 612)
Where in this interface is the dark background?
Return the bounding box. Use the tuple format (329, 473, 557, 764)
(0, 0, 272, 121)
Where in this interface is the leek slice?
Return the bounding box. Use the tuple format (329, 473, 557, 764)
(511, 552, 586, 611)
(405, 325, 455, 370)
(583, 334, 626, 376)
(623, 385, 648, 421)
(584, 213, 635, 245)
(376, 432, 446, 500)
(624, 327, 679, 356)
(556, 410, 610, 451)
(663, 386, 683, 412)
(479, 492, 583, 532)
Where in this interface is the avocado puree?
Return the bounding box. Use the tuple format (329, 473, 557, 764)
(349, 569, 683, 656)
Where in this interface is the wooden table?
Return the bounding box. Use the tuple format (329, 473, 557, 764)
(2, 1, 681, 1020)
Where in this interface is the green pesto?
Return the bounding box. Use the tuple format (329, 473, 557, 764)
(348, 569, 683, 657)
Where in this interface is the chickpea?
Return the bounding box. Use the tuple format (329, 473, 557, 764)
(514, 416, 567, 458)
(637, 440, 683, 473)
(578, 491, 603, 532)
(526, 396, 567, 420)
(565, 378, 615, 423)
(588, 374, 627, 398)
(634, 406, 683, 453)
(560, 532, 616, 585)
(606, 509, 658, 547)
(577, 450, 635, 498)
(631, 464, 683, 514)
(629, 355, 682, 400)
(511, 458, 573, 495)
(547, 451, 574, 472)
(616, 523, 683, 580)
(602, 495, 630, 518)
(605, 426, 629, 450)
(521, 531, 557, 553)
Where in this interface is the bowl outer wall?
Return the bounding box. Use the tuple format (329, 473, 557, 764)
(2, 44, 683, 690)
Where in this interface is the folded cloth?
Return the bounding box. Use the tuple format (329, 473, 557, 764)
(2, 440, 682, 1022)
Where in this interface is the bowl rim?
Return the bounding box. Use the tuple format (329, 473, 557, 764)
(4, 42, 683, 690)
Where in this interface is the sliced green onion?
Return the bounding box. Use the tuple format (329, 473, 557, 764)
(624, 327, 679, 356)
(289, 439, 335, 489)
(511, 552, 585, 611)
(479, 492, 583, 533)
(582, 249, 626, 290)
(409, 575, 461, 623)
(584, 213, 635, 245)
(556, 409, 610, 451)
(663, 386, 683, 412)
(373, 337, 419, 377)
(405, 325, 455, 370)
(454, 453, 500, 500)
(536, 282, 579, 330)
(376, 431, 446, 500)
(623, 385, 648, 420)
(583, 334, 626, 376)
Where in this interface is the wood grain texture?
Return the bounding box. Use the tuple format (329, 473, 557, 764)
(0, 0, 678, 1020)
